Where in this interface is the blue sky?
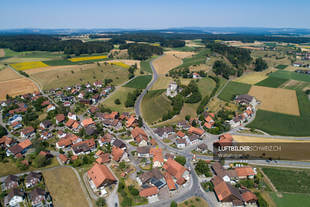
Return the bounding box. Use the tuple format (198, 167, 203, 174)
(0, 0, 309, 29)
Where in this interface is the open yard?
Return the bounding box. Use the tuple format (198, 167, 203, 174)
(178, 196, 209, 207)
(218, 81, 251, 102)
(0, 78, 38, 100)
(164, 50, 196, 59)
(43, 167, 89, 207)
(141, 89, 172, 124)
(262, 167, 310, 194)
(234, 68, 274, 85)
(280, 79, 310, 91)
(255, 77, 289, 88)
(124, 75, 152, 89)
(152, 54, 182, 75)
(30, 64, 129, 90)
(248, 85, 300, 116)
(103, 86, 136, 113)
(269, 192, 310, 207)
(269, 70, 310, 82)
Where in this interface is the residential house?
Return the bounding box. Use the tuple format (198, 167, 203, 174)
(20, 126, 35, 139)
(165, 172, 177, 191)
(4, 175, 19, 190)
(57, 131, 66, 139)
(212, 177, 242, 204)
(196, 143, 208, 153)
(40, 120, 52, 129)
(87, 163, 117, 194)
(7, 139, 32, 157)
(154, 127, 174, 139)
(98, 133, 113, 147)
(186, 134, 200, 145)
(46, 104, 56, 112)
(55, 114, 65, 125)
(235, 94, 258, 107)
(150, 148, 164, 167)
(68, 112, 77, 120)
(175, 139, 186, 149)
(112, 146, 126, 162)
(4, 188, 25, 207)
(176, 121, 190, 130)
(188, 126, 204, 137)
(111, 139, 126, 151)
(85, 125, 97, 136)
(163, 158, 190, 186)
(242, 191, 258, 205)
(59, 154, 69, 164)
(139, 186, 159, 203)
(214, 134, 233, 147)
(0, 136, 13, 149)
(235, 167, 256, 179)
(72, 139, 96, 155)
(28, 188, 50, 207)
(25, 172, 42, 188)
(40, 131, 52, 140)
(126, 115, 136, 128)
(131, 127, 148, 147)
(137, 146, 151, 158)
(96, 153, 111, 164)
(9, 114, 22, 125)
(81, 118, 95, 128)
(11, 121, 22, 131)
(192, 72, 200, 79)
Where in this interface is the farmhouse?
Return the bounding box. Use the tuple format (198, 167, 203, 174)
(235, 94, 258, 107)
(188, 126, 204, 137)
(4, 175, 19, 190)
(213, 178, 242, 203)
(131, 127, 148, 146)
(163, 158, 189, 186)
(139, 186, 159, 203)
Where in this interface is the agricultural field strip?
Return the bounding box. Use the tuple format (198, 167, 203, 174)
(69, 55, 107, 62)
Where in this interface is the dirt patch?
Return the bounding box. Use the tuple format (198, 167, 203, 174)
(0, 67, 21, 81)
(249, 85, 300, 116)
(164, 51, 196, 59)
(43, 167, 89, 207)
(152, 54, 182, 75)
(0, 49, 4, 57)
(0, 78, 38, 100)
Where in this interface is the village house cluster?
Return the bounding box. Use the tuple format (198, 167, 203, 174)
(2, 172, 52, 207)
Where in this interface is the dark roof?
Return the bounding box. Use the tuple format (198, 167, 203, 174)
(26, 172, 42, 182)
(113, 139, 126, 149)
(198, 143, 208, 150)
(85, 125, 97, 136)
(29, 187, 46, 201)
(235, 94, 253, 103)
(8, 144, 23, 155)
(41, 120, 52, 128)
(136, 146, 150, 154)
(7, 188, 24, 201)
(5, 175, 19, 184)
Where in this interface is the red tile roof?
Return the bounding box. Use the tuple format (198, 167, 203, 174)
(19, 139, 32, 149)
(188, 126, 204, 136)
(82, 118, 94, 127)
(59, 154, 68, 163)
(87, 163, 116, 188)
(176, 131, 185, 138)
(126, 115, 136, 128)
(235, 167, 255, 177)
(164, 173, 176, 191)
(139, 186, 159, 197)
(242, 191, 257, 202)
(112, 146, 124, 162)
(163, 158, 186, 180)
(56, 114, 65, 122)
(150, 148, 164, 163)
(65, 119, 75, 127)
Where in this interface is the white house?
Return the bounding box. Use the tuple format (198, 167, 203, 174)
(166, 82, 178, 97)
(176, 139, 186, 149)
(5, 189, 25, 207)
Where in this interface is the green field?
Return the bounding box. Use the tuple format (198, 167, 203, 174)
(103, 86, 136, 113)
(269, 70, 310, 82)
(176, 48, 210, 69)
(141, 89, 172, 124)
(262, 167, 310, 193)
(270, 192, 310, 207)
(247, 91, 310, 136)
(124, 75, 152, 89)
(218, 81, 251, 101)
(140, 56, 157, 73)
(255, 77, 288, 88)
(197, 77, 216, 97)
(282, 80, 310, 91)
(43, 59, 78, 66)
(275, 64, 288, 70)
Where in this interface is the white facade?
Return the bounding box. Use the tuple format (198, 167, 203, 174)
(166, 82, 178, 97)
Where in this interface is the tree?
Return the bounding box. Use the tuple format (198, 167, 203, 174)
(185, 115, 191, 121)
(174, 156, 186, 166)
(114, 98, 121, 105)
(254, 57, 268, 71)
(170, 201, 178, 207)
(96, 198, 106, 207)
(0, 125, 7, 137)
(33, 155, 50, 168)
(119, 161, 126, 170)
(195, 160, 211, 177)
(138, 116, 143, 127)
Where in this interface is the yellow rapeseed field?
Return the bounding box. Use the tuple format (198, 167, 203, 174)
(10, 61, 48, 71)
(68, 55, 107, 62)
(110, 62, 130, 69)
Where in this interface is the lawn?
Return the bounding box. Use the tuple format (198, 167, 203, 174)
(247, 91, 310, 136)
(275, 64, 288, 69)
(43, 167, 89, 207)
(124, 75, 152, 89)
(141, 89, 172, 124)
(255, 77, 288, 88)
(0, 157, 59, 177)
(178, 196, 209, 207)
(140, 57, 156, 74)
(103, 86, 136, 113)
(269, 192, 310, 207)
(262, 167, 310, 193)
(31, 64, 129, 90)
(269, 70, 310, 82)
(175, 48, 210, 69)
(197, 77, 216, 97)
(218, 81, 251, 101)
